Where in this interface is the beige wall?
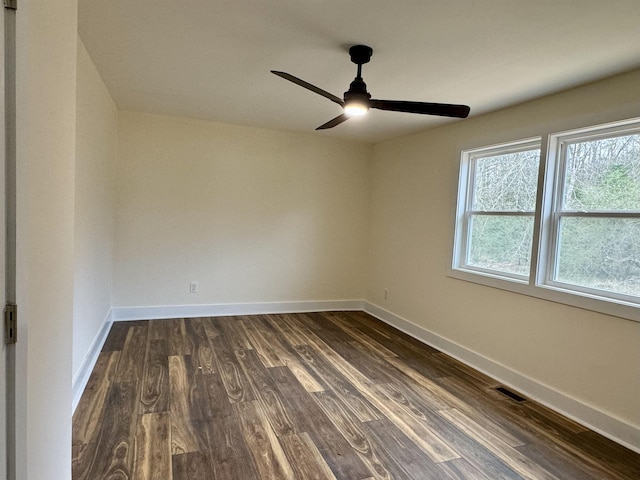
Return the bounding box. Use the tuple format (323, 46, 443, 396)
(16, 1, 78, 478)
(367, 69, 640, 434)
(114, 112, 371, 308)
(73, 37, 118, 380)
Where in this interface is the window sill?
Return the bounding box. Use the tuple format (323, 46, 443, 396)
(448, 267, 640, 323)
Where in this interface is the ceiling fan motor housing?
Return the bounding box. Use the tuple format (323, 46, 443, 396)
(344, 77, 371, 103)
(349, 45, 373, 65)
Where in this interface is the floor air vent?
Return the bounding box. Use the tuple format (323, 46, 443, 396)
(495, 386, 527, 403)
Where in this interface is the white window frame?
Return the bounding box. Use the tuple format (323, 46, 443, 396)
(537, 119, 640, 307)
(451, 118, 640, 323)
(452, 137, 542, 283)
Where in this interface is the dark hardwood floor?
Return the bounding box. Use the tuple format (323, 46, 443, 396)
(72, 311, 640, 479)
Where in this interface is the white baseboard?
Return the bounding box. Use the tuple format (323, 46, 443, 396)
(111, 299, 365, 321)
(72, 308, 113, 413)
(363, 301, 640, 454)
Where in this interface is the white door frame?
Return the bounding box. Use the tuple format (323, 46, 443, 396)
(0, 3, 6, 477)
(3, 3, 17, 479)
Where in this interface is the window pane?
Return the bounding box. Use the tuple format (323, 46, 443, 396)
(563, 133, 640, 211)
(467, 214, 534, 276)
(472, 149, 540, 211)
(556, 217, 640, 297)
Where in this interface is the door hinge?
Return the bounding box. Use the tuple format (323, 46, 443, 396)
(4, 0, 17, 10)
(5, 303, 17, 344)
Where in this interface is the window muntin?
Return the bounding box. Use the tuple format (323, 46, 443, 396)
(455, 140, 541, 280)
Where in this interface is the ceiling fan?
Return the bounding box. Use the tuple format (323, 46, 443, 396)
(272, 45, 471, 130)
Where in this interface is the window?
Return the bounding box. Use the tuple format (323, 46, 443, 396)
(453, 139, 541, 281)
(541, 122, 640, 304)
(453, 118, 640, 321)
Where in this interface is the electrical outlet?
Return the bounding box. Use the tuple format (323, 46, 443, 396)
(189, 281, 198, 294)
(384, 288, 389, 300)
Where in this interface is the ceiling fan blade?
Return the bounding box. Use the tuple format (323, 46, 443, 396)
(316, 114, 350, 130)
(370, 99, 470, 118)
(271, 71, 344, 106)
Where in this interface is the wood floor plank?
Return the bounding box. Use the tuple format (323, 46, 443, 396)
(568, 430, 640, 480)
(393, 395, 527, 480)
(344, 311, 440, 358)
(311, 323, 357, 348)
(318, 335, 397, 385)
(397, 351, 457, 380)
(436, 375, 612, 470)
(361, 418, 444, 480)
(203, 411, 260, 480)
(74, 312, 640, 480)
(324, 312, 399, 358)
(368, 381, 526, 479)
(300, 343, 458, 465)
(515, 441, 625, 480)
(269, 313, 309, 346)
(312, 390, 403, 480)
(140, 339, 170, 414)
(101, 322, 130, 352)
(432, 351, 500, 388)
(185, 318, 216, 375)
(437, 457, 495, 480)
(195, 373, 233, 420)
(172, 451, 212, 480)
(114, 326, 149, 384)
(72, 351, 120, 445)
(379, 371, 451, 413)
(84, 381, 138, 479)
(235, 348, 296, 436)
(382, 379, 527, 449)
(72, 443, 96, 480)
(523, 401, 588, 434)
(168, 355, 207, 455)
(214, 315, 255, 351)
(279, 433, 338, 480)
(269, 366, 373, 480)
(382, 356, 461, 410)
(235, 400, 296, 480)
(438, 407, 560, 480)
(278, 312, 322, 338)
(249, 318, 327, 393)
(296, 312, 325, 330)
(293, 343, 381, 422)
(133, 412, 172, 480)
(239, 316, 286, 368)
(167, 318, 192, 356)
(148, 318, 170, 341)
(200, 316, 221, 341)
(360, 382, 461, 463)
(210, 334, 256, 403)
(387, 356, 532, 448)
(294, 331, 379, 394)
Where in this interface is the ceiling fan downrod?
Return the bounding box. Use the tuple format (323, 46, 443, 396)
(344, 45, 373, 113)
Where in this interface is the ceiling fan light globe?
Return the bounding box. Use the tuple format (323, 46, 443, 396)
(344, 102, 369, 117)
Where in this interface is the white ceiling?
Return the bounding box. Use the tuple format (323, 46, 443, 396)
(78, 0, 640, 143)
